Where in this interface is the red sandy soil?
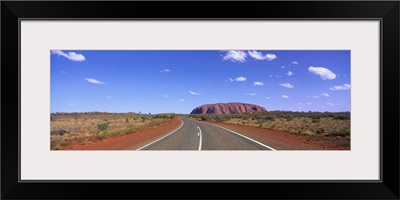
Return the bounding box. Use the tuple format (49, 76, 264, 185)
(64, 117, 182, 150)
(206, 121, 350, 150)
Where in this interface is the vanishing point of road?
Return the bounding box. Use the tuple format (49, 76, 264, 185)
(134, 117, 276, 151)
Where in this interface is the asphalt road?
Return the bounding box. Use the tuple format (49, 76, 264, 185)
(137, 117, 275, 151)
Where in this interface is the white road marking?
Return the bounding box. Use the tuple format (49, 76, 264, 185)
(197, 126, 202, 151)
(136, 118, 184, 150)
(210, 124, 277, 151)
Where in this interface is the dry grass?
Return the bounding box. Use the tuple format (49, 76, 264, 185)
(224, 117, 350, 137)
(188, 112, 350, 138)
(50, 112, 175, 150)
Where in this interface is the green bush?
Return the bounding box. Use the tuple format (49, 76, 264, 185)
(334, 115, 350, 120)
(97, 122, 110, 131)
(265, 115, 276, 121)
(286, 115, 294, 121)
(200, 115, 207, 121)
(99, 130, 109, 139)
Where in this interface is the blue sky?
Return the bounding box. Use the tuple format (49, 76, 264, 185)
(51, 50, 350, 114)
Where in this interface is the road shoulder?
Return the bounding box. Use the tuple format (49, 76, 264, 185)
(64, 117, 183, 150)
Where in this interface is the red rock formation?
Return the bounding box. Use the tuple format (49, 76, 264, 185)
(190, 102, 267, 114)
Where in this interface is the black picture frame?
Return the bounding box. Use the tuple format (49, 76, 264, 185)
(2, 1, 399, 199)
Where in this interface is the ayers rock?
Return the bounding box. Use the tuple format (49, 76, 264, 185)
(190, 102, 267, 114)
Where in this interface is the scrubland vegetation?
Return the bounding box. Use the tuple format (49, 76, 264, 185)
(188, 111, 350, 138)
(50, 112, 176, 150)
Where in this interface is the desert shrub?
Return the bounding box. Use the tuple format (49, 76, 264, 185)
(51, 129, 69, 135)
(265, 115, 276, 121)
(214, 115, 224, 123)
(286, 115, 294, 121)
(309, 115, 321, 120)
(256, 118, 266, 124)
(330, 129, 350, 136)
(334, 115, 350, 120)
(316, 128, 325, 134)
(97, 122, 110, 131)
(312, 119, 319, 123)
(112, 126, 134, 137)
(99, 130, 109, 139)
(223, 115, 233, 120)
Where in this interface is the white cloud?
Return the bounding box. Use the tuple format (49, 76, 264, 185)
(234, 76, 247, 82)
(189, 91, 201, 95)
(222, 50, 247, 62)
(246, 93, 257, 96)
(254, 81, 264, 86)
(286, 71, 294, 76)
(312, 95, 319, 98)
(180, 99, 185, 102)
(248, 50, 267, 60)
(61, 71, 66, 74)
(306, 102, 312, 105)
(282, 95, 289, 99)
(229, 78, 234, 82)
(265, 54, 277, 61)
(85, 78, 104, 84)
(266, 97, 271, 100)
(292, 61, 299, 65)
(163, 94, 168, 98)
(280, 83, 294, 88)
(308, 66, 336, 80)
(281, 66, 285, 69)
(269, 75, 273, 78)
(160, 68, 171, 73)
(330, 84, 351, 90)
(69, 103, 75, 106)
(106, 96, 112, 99)
(322, 93, 330, 97)
(327, 103, 335, 106)
(51, 50, 85, 62)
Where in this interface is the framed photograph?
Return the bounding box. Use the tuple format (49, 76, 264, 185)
(2, 1, 399, 199)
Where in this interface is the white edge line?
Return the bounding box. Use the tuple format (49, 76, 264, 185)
(136, 118, 184, 151)
(197, 126, 202, 151)
(210, 124, 277, 151)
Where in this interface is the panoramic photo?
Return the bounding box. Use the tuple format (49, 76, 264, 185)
(50, 50, 350, 150)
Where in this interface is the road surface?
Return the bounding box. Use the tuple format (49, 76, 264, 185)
(135, 117, 275, 151)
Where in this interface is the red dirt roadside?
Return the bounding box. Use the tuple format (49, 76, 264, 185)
(204, 121, 350, 150)
(64, 117, 182, 150)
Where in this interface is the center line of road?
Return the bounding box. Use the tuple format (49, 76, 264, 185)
(197, 126, 202, 151)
